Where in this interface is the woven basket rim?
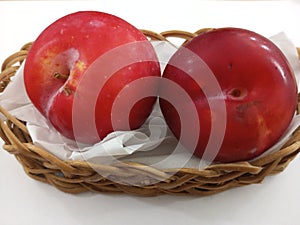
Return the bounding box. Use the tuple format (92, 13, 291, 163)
(1, 29, 300, 196)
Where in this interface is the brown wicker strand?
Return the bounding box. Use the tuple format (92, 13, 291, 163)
(1, 50, 28, 71)
(0, 106, 29, 134)
(160, 30, 197, 40)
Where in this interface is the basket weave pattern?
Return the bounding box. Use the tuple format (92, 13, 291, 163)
(0, 29, 300, 196)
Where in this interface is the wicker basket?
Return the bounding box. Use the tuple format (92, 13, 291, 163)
(1, 29, 300, 197)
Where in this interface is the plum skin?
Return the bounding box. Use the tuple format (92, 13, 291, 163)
(160, 27, 298, 163)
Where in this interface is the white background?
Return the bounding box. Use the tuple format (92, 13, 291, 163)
(0, 1, 300, 225)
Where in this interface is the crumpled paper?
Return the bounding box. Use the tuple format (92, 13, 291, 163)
(0, 32, 300, 169)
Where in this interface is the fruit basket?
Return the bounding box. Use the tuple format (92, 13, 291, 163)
(1, 29, 300, 197)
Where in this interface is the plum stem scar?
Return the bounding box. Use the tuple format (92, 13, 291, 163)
(53, 72, 69, 80)
(62, 86, 73, 96)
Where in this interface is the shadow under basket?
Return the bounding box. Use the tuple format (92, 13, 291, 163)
(1, 29, 300, 197)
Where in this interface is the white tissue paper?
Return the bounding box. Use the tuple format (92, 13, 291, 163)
(1, 32, 300, 170)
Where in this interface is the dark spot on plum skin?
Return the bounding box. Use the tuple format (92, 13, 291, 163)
(235, 101, 261, 119)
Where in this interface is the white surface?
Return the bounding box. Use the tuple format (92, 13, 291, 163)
(0, 1, 300, 225)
